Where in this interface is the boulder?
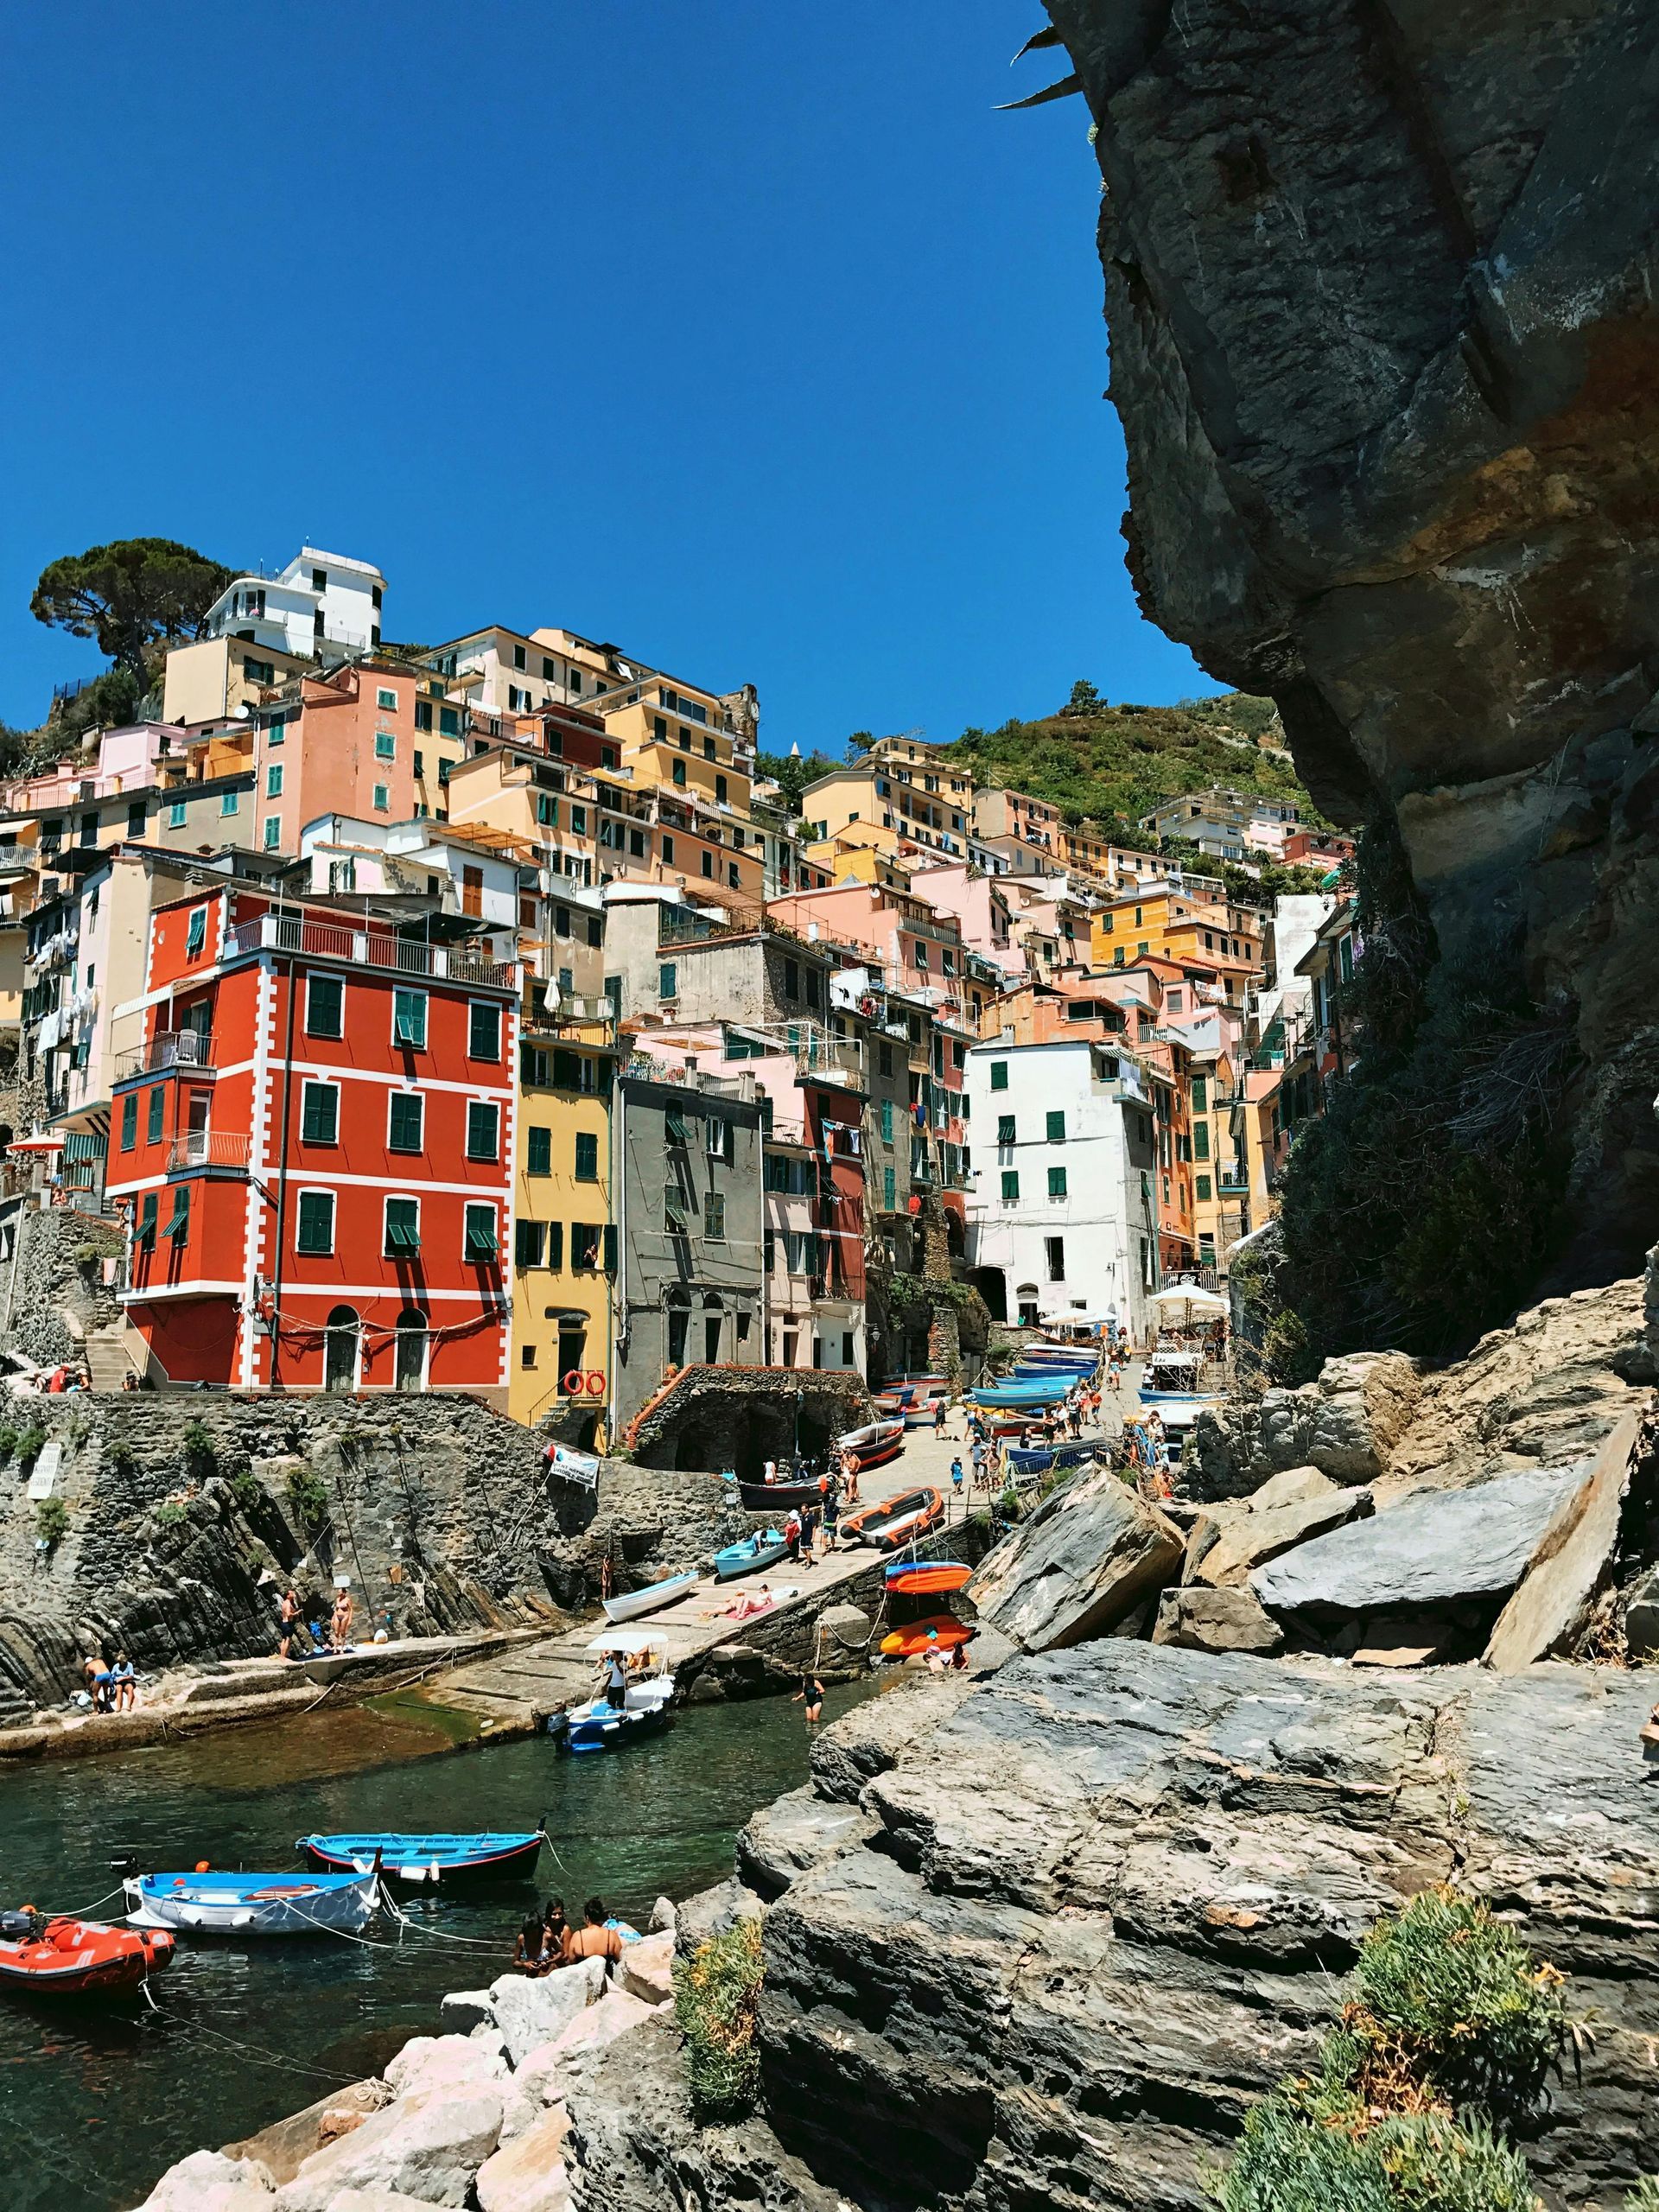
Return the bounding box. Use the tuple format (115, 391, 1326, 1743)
(1627, 1564, 1659, 1659)
(617, 1930, 675, 2006)
(272, 2092, 503, 2212)
(1249, 1464, 1340, 1512)
(1250, 1464, 1588, 1621)
(315, 2195, 447, 2212)
(383, 2034, 508, 2102)
(1191, 1486, 1371, 1588)
(222, 2084, 391, 2187)
(808, 1672, 972, 1805)
(1485, 1411, 1639, 1671)
(541, 1987, 656, 2075)
(474, 2107, 571, 2212)
(968, 1465, 1185, 1649)
(672, 1878, 766, 1965)
(1152, 1586, 1284, 1656)
(646, 1896, 676, 1933)
(137, 2151, 275, 2210)
(486, 1959, 606, 2067)
(1307, 1353, 1421, 1482)
(735, 1787, 876, 1900)
(436, 1990, 493, 2036)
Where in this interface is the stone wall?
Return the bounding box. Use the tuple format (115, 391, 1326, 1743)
(0, 1199, 124, 1370)
(0, 1393, 736, 1718)
(626, 1363, 870, 1474)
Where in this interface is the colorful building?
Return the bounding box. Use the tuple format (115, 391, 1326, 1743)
(110, 887, 518, 1398)
(512, 1009, 617, 1433)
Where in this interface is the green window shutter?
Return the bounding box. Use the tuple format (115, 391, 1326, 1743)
(996, 1115, 1015, 1145)
(546, 1222, 564, 1270)
(384, 1198, 421, 1254)
(527, 1126, 551, 1176)
(602, 1224, 618, 1273)
(1047, 1166, 1067, 1198)
(1001, 1170, 1019, 1201)
(664, 1187, 689, 1231)
(308, 976, 343, 1037)
(575, 1131, 599, 1181)
(659, 963, 677, 999)
(120, 1091, 137, 1152)
(296, 1191, 334, 1254)
(879, 1100, 893, 1141)
(393, 989, 427, 1048)
(389, 1092, 423, 1151)
(185, 907, 207, 957)
(469, 1002, 500, 1059)
(464, 1207, 498, 1258)
(137, 1193, 157, 1248)
(164, 1189, 191, 1242)
(1196, 1174, 1212, 1202)
(1192, 1076, 1207, 1111)
(883, 1167, 895, 1209)
(989, 1062, 1008, 1091)
(1046, 1110, 1065, 1142)
(551, 1048, 581, 1090)
(301, 1084, 337, 1144)
(466, 1103, 499, 1160)
(665, 1111, 690, 1147)
(1193, 1122, 1211, 1160)
(147, 1085, 165, 1144)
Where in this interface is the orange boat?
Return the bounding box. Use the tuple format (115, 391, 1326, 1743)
(880, 1614, 972, 1658)
(840, 1486, 944, 1551)
(0, 1911, 174, 1999)
(884, 1559, 973, 1597)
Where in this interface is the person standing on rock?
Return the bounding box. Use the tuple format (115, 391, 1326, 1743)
(277, 1587, 304, 1662)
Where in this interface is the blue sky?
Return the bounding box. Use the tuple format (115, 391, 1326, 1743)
(0, 3, 1215, 751)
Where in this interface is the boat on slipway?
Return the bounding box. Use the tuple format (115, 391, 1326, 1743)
(880, 1614, 973, 1658)
(884, 1558, 973, 1598)
(296, 1830, 543, 1885)
(0, 1912, 174, 1999)
(714, 1529, 789, 1581)
(602, 1569, 701, 1624)
(1006, 1437, 1103, 1479)
(971, 1380, 1075, 1409)
(732, 1478, 821, 1511)
(835, 1416, 906, 1473)
(842, 1487, 945, 1551)
(124, 1867, 380, 1938)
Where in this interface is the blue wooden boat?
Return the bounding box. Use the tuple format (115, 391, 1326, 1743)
(297, 1830, 543, 1885)
(714, 1530, 788, 1581)
(1006, 1437, 1101, 1477)
(125, 1866, 380, 1937)
(971, 1380, 1073, 1408)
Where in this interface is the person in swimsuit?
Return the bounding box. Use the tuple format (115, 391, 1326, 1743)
(563, 1897, 624, 1965)
(514, 1913, 553, 1977)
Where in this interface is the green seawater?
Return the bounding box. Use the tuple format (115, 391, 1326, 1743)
(0, 1681, 880, 2212)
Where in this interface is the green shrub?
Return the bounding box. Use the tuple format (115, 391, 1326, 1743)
(153, 1499, 189, 1527)
(180, 1418, 217, 1478)
(1625, 2182, 1659, 2212)
(0, 1426, 19, 1463)
(673, 1916, 764, 2120)
(73, 1242, 100, 1268)
(106, 1440, 139, 1477)
(15, 1425, 47, 1466)
(284, 1464, 330, 1536)
(227, 1461, 262, 1510)
(1217, 2095, 1535, 2212)
(34, 1497, 69, 1548)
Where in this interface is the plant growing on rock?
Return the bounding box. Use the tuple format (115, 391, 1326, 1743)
(153, 1499, 189, 1528)
(226, 1460, 263, 1511)
(0, 1426, 18, 1464)
(14, 1426, 47, 1467)
(673, 1916, 764, 2120)
(180, 1419, 217, 1480)
(1213, 1889, 1567, 2212)
(105, 1441, 139, 1478)
(284, 1464, 330, 1538)
(1626, 2183, 1659, 2212)
(34, 1497, 68, 1550)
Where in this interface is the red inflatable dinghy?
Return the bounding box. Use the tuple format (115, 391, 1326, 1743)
(0, 1911, 174, 1999)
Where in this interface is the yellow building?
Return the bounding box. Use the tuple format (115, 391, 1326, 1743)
(802, 816, 912, 890)
(511, 1015, 617, 1435)
(802, 738, 975, 865)
(1090, 887, 1265, 1006)
(1185, 1047, 1247, 1273)
(162, 635, 311, 726)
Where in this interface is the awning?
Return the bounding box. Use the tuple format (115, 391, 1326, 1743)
(583, 1627, 668, 1656)
(1148, 1285, 1227, 1315)
(7, 1134, 64, 1154)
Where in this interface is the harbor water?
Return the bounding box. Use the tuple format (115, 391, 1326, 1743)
(0, 1681, 880, 2212)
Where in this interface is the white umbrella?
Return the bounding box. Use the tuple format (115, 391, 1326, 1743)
(583, 1627, 668, 1656)
(1148, 1286, 1227, 1315)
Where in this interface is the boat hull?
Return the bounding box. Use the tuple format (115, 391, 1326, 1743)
(734, 1481, 821, 1511)
(0, 1916, 174, 1999)
(880, 1615, 972, 1657)
(297, 1832, 543, 1885)
(842, 1487, 945, 1551)
(714, 1537, 789, 1581)
(1006, 1438, 1103, 1476)
(554, 1694, 673, 1755)
(602, 1572, 700, 1624)
(126, 1871, 378, 1937)
(884, 1560, 973, 1597)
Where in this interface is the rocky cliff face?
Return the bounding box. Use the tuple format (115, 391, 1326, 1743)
(1039, 0, 1659, 1277)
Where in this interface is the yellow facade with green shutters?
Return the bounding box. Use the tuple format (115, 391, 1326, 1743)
(509, 1024, 615, 1436)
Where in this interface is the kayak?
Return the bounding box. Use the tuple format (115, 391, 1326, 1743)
(125, 1868, 379, 1937)
(714, 1531, 789, 1581)
(880, 1616, 972, 1658)
(884, 1559, 973, 1597)
(297, 1831, 543, 1884)
(841, 1487, 945, 1551)
(0, 1911, 174, 1998)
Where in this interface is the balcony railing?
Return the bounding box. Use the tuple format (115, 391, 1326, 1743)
(117, 1032, 216, 1083)
(226, 914, 516, 988)
(168, 1131, 251, 1173)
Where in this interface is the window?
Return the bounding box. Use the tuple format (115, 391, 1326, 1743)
(392, 988, 427, 1048)
(989, 1061, 1008, 1091)
(415, 699, 433, 732)
(439, 705, 461, 738)
(1193, 1122, 1211, 1160)
(263, 817, 282, 851)
(783, 958, 799, 1001)
(515, 1219, 545, 1268)
(185, 906, 207, 957)
(301, 1081, 339, 1144)
(385, 1197, 421, 1255)
(884, 1166, 896, 1209)
(879, 1099, 893, 1141)
(296, 1191, 335, 1255)
(127, 799, 147, 837)
(377, 686, 398, 710)
(372, 784, 390, 812)
(1196, 1173, 1212, 1202)
(466, 1102, 500, 1161)
(659, 962, 677, 1001)
(701, 850, 714, 879)
(1001, 1170, 1020, 1201)
(705, 1117, 730, 1163)
(1046, 1110, 1066, 1142)
(468, 1002, 501, 1060)
(575, 1130, 599, 1182)
(715, 773, 728, 805)
(1192, 1075, 1208, 1112)
(664, 1180, 690, 1234)
(220, 791, 239, 817)
(119, 1091, 137, 1152)
(543, 1221, 564, 1270)
(1045, 1236, 1065, 1281)
(1047, 1166, 1068, 1198)
(706, 1191, 727, 1241)
(147, 1085, 165, 1144)
(164, 1187, 190, 1245)
(373, 731, 396, 763)
(672, 758, 687, 788)
(660, 836, 674, 865)
(573, 1222, 601, 1268)
(996, 1114, 1015, 1145)
(879, 1042, 893, 1078)
(384, 1090, 423, 1153)
(267, 760, 283, 802)
(569, 807, 587, 836)
(463, 1203, 498, 1260)
(168, 800, 188, 829)
(136, 1192, 157, 1249)
(527, 1125, 551, 1176)
(307, 975, 344, 1039)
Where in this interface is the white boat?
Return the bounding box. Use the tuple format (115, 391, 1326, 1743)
(602, 1569, 701, 1624)
(552, 1629, 676, 1754)
(124, 1867, 380, 1937)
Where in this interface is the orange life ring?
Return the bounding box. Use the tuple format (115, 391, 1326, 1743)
(562, 1370, 586, 1396)
(584, 1370, 605, 1396)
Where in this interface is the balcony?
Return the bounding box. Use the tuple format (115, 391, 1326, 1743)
(524, 994, 614, 1033)
(226, 914, 516, 989)
(116, 1032, 216, 1083)
(1217, 1170, 1249, 1195)
(168, 1131, 251, 1173)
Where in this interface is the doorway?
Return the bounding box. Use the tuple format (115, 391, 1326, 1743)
(394, 1306, 428, 1392)
(324, 1305, 359, 1392)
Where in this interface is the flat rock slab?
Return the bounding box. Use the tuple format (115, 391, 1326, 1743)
(1251, 1464, 1586, 1619)
(1485, 1413, 1637, 1670)
(273, 2088, 504, 2212)
(486, 1958, 607, 2067)
(1192, 1487, 1370, 1587)
(1153, 1585, 1284, 1655)
(969, 1465, 1185, 1649)
(736, 1785, 878, 1899)
(474, 2106, 571, 2212)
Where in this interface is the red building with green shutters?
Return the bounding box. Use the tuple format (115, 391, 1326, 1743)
(108, 885, 518, 1398)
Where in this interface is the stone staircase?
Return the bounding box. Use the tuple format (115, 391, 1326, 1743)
(82, 1321, 140, 1393)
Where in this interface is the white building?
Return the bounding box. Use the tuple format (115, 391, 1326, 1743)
(202, 548, 385, 661)
(964, 1038, 1161, 1340)
(296, 814, 529, 938)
